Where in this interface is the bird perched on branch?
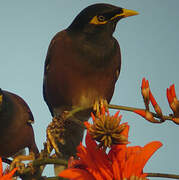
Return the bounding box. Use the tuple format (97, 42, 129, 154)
(43, 3, 138, 173)
(0, 89, 39, 164)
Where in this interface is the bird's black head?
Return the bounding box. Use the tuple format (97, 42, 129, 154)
(67, 3, 138, 36)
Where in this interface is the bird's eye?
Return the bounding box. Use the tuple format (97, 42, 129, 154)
(97, 15, 106, 22)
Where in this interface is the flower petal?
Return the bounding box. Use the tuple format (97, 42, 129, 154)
(59, 168, 95, 180)
(167, 88, 173, 105)
(133, 109, 146, 118)
(112, 157, 121, 180)
(85, 133, 113, 179)
(141, 78, 146, 89)
(2, 168, 17, 179)
(114, 111, 120, 118)
(170, 84, 176, 98)
(146, 80, 149, 88)
(130, 141, 162, 176)
(0, 158, 3, 177)
(121, 123, 129, 138)
(141, 141, 163, 166)
(84, 121, 91, 129)
(91, 112, 96, 122)
(149, 91, 157, 107)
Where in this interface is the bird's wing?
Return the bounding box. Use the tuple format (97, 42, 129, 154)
(43, 52, 52, 115)
(8, 91, 35, 124)
(43, 31, 63, 116)
(114, 39, 122, 82)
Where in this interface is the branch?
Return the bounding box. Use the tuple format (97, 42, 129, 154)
(44, 177, 65, 180)
(21, 172, 179, 180)
(108, 104, 173, 122)
(60, 103, 173, 128)
(33, 158, 68, 167)
(15, 158, 68, 178)
(147, 172, 179, 179)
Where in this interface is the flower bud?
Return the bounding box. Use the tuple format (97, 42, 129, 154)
(172, 118, 179, 125)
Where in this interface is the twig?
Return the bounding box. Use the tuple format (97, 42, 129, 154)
(44, 177, 65, 180)
(33, 158, 68, 167)
(60, 103, 174, 127)
(15, 158, 68, 177)
(24, 172, 179, 180)
(108, 104, 173, 122)
(147, 172, 179, 179)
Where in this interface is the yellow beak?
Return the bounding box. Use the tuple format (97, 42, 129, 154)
(111, 8, 139, 20)
(121, 8, 139, 18)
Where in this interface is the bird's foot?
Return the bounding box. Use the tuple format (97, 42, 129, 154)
(46, 117, 65, 156)
(61, 107, 88, 120)
(93, 99, 108, 116)
(10, 152, 35, 173)
(46, 110, 85, 158)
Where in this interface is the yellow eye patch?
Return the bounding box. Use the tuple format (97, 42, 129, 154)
(90, 9, 138, 25)
(90, 16, 108, 25)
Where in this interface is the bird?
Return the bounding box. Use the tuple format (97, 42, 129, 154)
(43, 3, 138, 172)
(0, 88, 39, 164)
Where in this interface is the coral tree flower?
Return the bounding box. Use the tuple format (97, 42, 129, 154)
(167, 84, 179, 118)
(141, 78, 150, 110)
(133, 109, 159, 123)
(59, 133, 162, 180)
(149, 90, 163, 119)
(109, 141, 162, 180)
(84, 107, 129, 147)
(135, 78, 164, 123)
(0, 158, 17, 180)
(84, 107, 129, 148)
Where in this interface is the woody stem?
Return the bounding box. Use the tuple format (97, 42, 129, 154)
(108, 104, 173, 122)
(147, 172, 179, 179)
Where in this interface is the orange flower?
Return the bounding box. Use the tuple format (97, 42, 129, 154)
(172, 117, 179, 125)
(84, 108, 129, 148)
(0, 158, 17, 180)
(141, 78, 163, 119)
(59, 133, 113, 180)
(59, 133, 162, 180)
(109, 141, 162, 179)
(149, 90, 163, 118)
(167, 84, 179, 118)
(133, 109, 159, 123)
(141, 78, 150, 110)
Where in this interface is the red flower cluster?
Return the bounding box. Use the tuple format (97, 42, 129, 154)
(134, 78, 179, 125)
(59, 109, 162, 180)
(59, 133, 162, 180)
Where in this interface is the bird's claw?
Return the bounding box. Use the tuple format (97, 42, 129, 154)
(46, 117, 65, 157)
(12, 161, 25, 174)
(61, 110, 71, 120)
(10, 153, 35, 173)
(93, 99, 108, 116)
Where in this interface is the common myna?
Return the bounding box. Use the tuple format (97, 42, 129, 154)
(43, 3, 138, 172)
(0, 89, 39, 162)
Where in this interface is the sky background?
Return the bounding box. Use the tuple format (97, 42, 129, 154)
(0, 0, 179, 179)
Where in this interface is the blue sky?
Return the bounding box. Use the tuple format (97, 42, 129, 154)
(0, 0, 179, 178)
